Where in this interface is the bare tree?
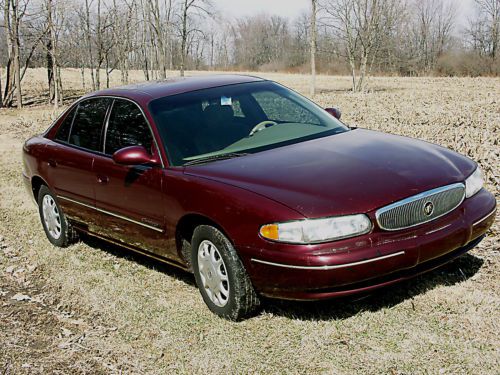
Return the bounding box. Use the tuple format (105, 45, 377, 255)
(46, 0, 62, 107)
(410, 0, 457, 72)
(179, 0, 211, 76)
(468, 0, 500, 59)
(82, 0, 95, 90)
(3, 0, 23, 107)
(310, 0, 317, 97)
(0, 0, 498, 109)
(0, 63, 3, 108)
(322, 0, 401, 91)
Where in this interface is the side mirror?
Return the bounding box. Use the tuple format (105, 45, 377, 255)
(112, 146, 158, 166)
(324, 107, 341, 120)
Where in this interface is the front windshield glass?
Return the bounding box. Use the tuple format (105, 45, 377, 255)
(149, 81, 348, 166)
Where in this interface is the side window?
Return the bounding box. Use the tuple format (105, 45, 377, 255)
(252, 91, 320, 125)
(69, 98, 112, 151)
(55, 106, 77, 142)
(105, 99, 153, 155)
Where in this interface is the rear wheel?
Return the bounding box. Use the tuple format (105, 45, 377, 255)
(37, 185, 77, 247)
(191, 225, 260, 320)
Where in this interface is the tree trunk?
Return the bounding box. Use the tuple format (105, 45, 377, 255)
(310, 0, 317, 97)
(84, 0, 95, 91)
(180, 0, 188, 77)
(2, 0, 14, 107)
(57, 66, 63, 104)
(357, 54, 368, 92)
(0, 66, 3, 108)
(46, 38, 55, 103)
(47, 0, 60, 108)
(105, 55, 110, 88)
(96, 0, 102, 90)
(80, 65, 86, 90)
(12, 0, 22, 108)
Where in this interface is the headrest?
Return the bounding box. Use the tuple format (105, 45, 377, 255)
(203, 104, 234, 126)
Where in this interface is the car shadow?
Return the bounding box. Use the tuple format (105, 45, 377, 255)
(78, 234, 484, 321)
(261, 253, 484, 321)
(79, 234, 196, 287)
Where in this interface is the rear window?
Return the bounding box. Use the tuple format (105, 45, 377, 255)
(69, 98, 112, 151)
(54, 106, 77, 142)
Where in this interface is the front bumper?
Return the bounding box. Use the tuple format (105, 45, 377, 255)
(240, 188, 496, 300)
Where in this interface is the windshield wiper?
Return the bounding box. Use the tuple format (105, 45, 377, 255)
(183, 152, 249, 166)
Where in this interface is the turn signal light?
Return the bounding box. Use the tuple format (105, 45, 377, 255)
(259, 224, 279, 240)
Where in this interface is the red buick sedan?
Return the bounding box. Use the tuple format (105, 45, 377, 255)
(22, 75, 496, 320)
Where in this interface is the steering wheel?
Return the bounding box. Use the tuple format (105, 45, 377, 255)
(248, 120, 278, 137)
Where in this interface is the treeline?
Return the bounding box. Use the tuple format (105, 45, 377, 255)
(0, 0, 499, 107)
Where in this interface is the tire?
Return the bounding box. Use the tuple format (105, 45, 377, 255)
(191, 225, 260, 320)
(37, 185, 77, 247)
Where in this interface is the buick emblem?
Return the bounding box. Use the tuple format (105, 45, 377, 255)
(423, 201, 434, 216)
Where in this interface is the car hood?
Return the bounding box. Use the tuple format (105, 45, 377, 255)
(184, 129, 476, 218)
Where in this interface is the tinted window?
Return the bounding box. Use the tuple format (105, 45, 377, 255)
(149, 81, 348, 166)
(69, 98, 112, 151)
(252, 91, 321, 125)
(105, 99, 153, 155)
(55, 106, 77, 142)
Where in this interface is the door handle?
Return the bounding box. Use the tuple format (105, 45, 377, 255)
(97, 174, 109, 184)
(47, 159, 57, 167)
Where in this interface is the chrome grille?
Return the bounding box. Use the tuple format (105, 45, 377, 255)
(376, 183, 465, 231)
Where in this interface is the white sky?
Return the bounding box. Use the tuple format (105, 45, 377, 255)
(214, 0, 475, 28)
(214, 0, 309, 19)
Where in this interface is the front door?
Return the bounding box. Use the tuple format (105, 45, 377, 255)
(92, 99, 170, 257)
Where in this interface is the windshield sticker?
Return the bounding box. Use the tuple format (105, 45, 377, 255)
(221, 96, 232, 106)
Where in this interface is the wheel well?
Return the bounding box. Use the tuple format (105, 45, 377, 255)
(176, 214, 227, 270)
(31, 176, 47, 202)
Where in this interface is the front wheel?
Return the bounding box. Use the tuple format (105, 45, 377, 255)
(37, 185, 77, 247)
(191, 225, 260, 320)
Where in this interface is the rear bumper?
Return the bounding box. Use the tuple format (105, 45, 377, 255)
(241, 188, 496, 300)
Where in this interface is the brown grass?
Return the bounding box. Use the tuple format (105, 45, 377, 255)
(0, 69, 498, 374)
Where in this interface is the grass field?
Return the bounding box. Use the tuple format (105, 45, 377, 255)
(0, 69, 498, 374)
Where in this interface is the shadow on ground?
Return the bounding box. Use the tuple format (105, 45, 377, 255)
(80, 234, 484, 321)
(263, 253, 484, 321)
(80, 234, 196, 287)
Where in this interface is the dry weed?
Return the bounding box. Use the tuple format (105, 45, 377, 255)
(0, 70, 498, 374)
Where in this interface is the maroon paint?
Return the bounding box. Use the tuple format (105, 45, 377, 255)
(112, 145, 160, 166)
(324, 107, 341, 119)
(23, 75, 497, 301)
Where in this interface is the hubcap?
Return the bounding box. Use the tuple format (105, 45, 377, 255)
(197, 240, 230, 307)
(42, 195, 62, 240)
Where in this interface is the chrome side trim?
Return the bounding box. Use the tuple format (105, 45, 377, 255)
(251, 251, 406, 270)
(375, 183, 465, 231)
(57, 195, 164, 233)
(425, 223, 452, 235)
(473, 207, 497, 227)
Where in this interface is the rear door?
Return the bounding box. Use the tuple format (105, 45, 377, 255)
(92, 99, 170, 257)
(46, 97, 112, 225)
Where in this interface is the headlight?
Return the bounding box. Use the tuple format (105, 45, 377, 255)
(260, 214, 372, 244)
(465, 167, 483, 198)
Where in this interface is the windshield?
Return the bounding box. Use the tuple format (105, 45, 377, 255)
(149, 81, 348, 166)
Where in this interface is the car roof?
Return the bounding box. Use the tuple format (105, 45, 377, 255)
(83, 74, 265, 105)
